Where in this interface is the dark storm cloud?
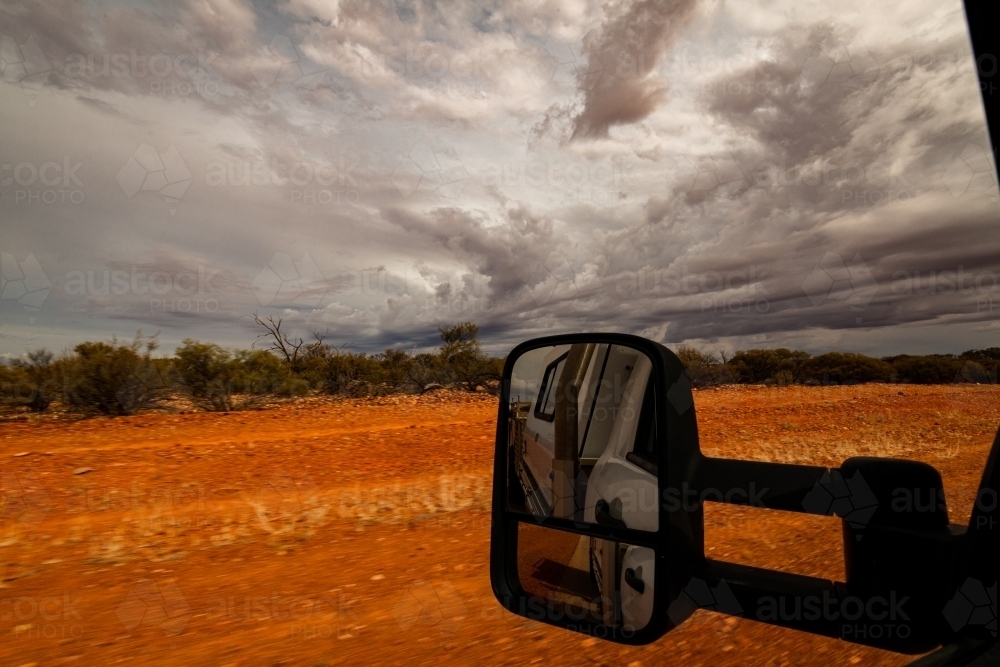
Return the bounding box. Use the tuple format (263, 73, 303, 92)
(655, 23, 1000, 341)
(383, 202, 558, 300)
(1, 0, 996, 358)
(571, 0, 699, 139)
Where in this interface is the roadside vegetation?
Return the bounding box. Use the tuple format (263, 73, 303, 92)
(0, 320, 995, 417)
(0, 320, 503, 417)
(677, 346, 999, 388)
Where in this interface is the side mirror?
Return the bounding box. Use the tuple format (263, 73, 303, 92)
(490, 333, 1000, 655)
(491, 334, 700, 643)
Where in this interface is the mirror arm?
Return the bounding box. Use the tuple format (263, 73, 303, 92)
(701, 559, 942, 654)
(693, 456, 831, 514)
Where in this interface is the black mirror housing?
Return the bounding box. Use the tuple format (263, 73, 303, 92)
(489, 333, 701, 644)
(490, 333, 1000, 655)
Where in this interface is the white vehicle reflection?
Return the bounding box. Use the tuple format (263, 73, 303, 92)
(508, 342, 658, 530)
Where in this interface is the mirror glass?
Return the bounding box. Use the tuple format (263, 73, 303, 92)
(507, 343, 658, 531)
(517, 522, 655, 632)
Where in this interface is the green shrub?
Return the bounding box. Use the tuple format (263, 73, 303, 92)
(962, 347, 1000, 361)
(375, 349, 415, 389)
(0, 349, 63, 412)
(770, 370, 796, 386)
(958, 349, 999, 384)
(437, 323, 501, 392)
(13, 349, 56, 411)
(675, 346, 736, 387)
(884, 355, 964, 384)
(0, 362, 29, 409)
(728, 348, 809, 384)
(318, 349, 386, 396)
(64, 333, 172, 415)
(174, 340, 242, 411)
(798, 352, 894, 385)
(955, 360, 997, 384)
(234, 349, 308, 397)
(407, 352, 445, 390)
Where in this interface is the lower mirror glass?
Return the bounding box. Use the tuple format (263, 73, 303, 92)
(517, 522, 655, 632)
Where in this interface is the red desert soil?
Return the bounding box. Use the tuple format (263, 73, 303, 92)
(1, 385, 997, 666)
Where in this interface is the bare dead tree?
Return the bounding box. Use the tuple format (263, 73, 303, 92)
(251, 313, 305, 369)
(303, 330, 330, 359)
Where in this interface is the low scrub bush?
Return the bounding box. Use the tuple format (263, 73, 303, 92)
(1, 349, 58, 412)
(675, 347, 736, 387)
(798, 352, 894, 385)
(174, 340, 243, 411)
(234, 349, 309, 398)
(884, 355, 964, 384)
(437, 323, 502, 393)
(64, 333, 173, 415)
(5, 320, 992, 421)
(318, 348, 390, 396)
(958, 349, 999, 384)
(727, 348, 810, 384)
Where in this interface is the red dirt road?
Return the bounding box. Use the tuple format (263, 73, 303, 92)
(1, 385, 997, 666)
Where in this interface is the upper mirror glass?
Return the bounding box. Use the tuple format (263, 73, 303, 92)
(507, 343, 658, 531)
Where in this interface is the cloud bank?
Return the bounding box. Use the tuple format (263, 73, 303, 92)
(1, 0, 997, 359)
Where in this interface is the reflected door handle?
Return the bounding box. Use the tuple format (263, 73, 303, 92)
(595, 499, 627, 529)
(624, 568, 645, 594)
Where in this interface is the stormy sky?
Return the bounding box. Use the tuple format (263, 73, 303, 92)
(1, 0, 997, 358)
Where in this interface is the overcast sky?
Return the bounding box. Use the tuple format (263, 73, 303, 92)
(1, 0, 997, 358)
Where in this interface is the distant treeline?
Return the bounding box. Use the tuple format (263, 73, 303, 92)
(677, 347, 1000, 388)
(1, 319, 996, 417)
(0, 320, 502, 416)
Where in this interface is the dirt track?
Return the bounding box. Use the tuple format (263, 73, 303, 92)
(2, 384, 997, 666)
